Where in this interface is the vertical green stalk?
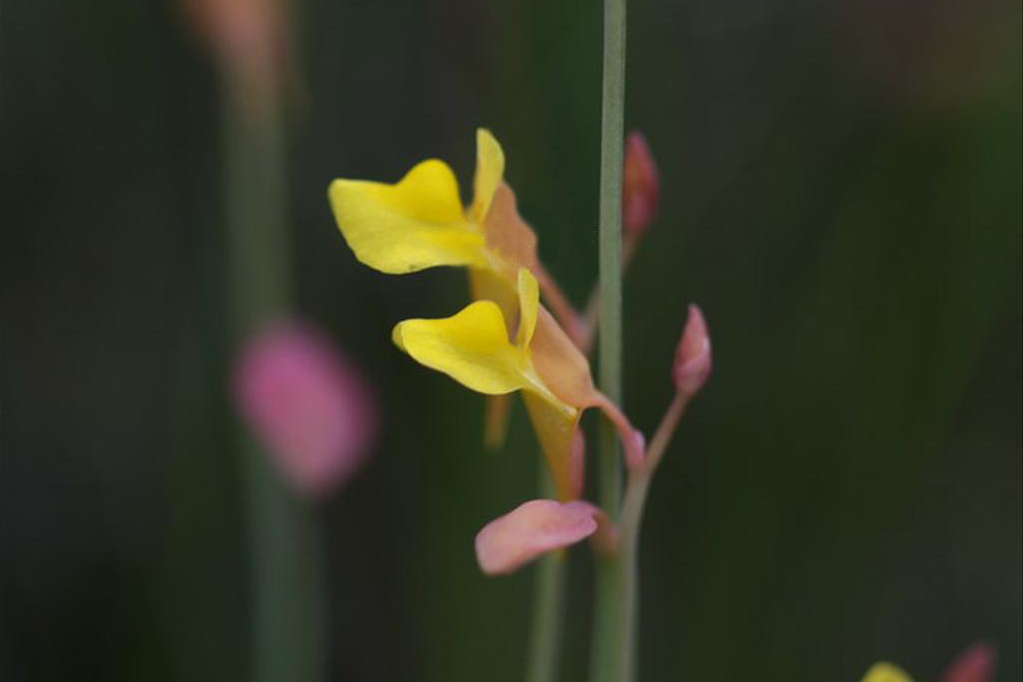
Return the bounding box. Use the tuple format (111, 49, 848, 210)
(591, 0, 630, 679)
(223, 76, 322, 682)
(596, 0, 627, 522)
(525, 461, 566, 682)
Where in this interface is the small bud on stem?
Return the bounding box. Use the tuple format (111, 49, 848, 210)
(622, 131, 659, 240)
(673, 304, 712, 399)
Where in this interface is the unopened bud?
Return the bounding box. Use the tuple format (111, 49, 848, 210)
(673, 304, 711, 398)
(941, 643, 996, 682)
(622, 131, 659, 236)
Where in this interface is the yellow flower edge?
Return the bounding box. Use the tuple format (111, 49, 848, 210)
(860, 662, 914, 682)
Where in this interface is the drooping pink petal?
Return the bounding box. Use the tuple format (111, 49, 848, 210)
(672, 304, 712, 399)
(233, 320, 377, 497)
(475, 499, 601, 575)
(940, 642, 996, 682)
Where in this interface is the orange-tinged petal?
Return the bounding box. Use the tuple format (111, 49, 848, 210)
(475, 499, 599, 575)
(483, 393, 514, 450)
(504, 270, 644, 469)
(530, 305, 645, 467)
(482, 182, 540, 275)
(522, 392, 583, 500)
(530, 305, 595, 407)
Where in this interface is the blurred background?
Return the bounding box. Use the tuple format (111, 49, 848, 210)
(2, 0, 1020, 680)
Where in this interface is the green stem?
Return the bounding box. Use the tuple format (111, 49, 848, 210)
(223, 74, 321, 682)
(525, 462, 567, 682)
(591, 0, 629, 679)
(596, 0, 627, 524)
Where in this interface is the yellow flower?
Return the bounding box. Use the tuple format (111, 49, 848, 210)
(392, 268, 641, 500)
(860, 662, 914, 682)
(329, 129, 548, 323)
(329, 129, 580, 447)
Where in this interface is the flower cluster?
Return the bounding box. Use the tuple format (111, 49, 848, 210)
(329, 130, 707, 574)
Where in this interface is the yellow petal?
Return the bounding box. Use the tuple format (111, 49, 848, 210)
(469, 129, 505, 225)
(468, 268, 520, 339)
(516, 268, 539, 349)
(329, 159, 486, 274)
(392, 301, 527, 395)
(522, 392, 583, 500)
(860, 663, 914, 682)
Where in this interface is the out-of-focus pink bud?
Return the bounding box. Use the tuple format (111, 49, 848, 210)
(622, 131, 659, 237)
(234, 321, 377, 497)
(179, 0, 288, 96)
(941, 643, 996, 682)
(672, 304, 711, 398)
(475, 499, 601, 575)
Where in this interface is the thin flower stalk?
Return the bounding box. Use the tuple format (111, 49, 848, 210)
(591, 0, 630, 678)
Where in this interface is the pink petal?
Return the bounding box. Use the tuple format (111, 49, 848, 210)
(475, 499, 601, 575)
(233, 320, 377, 497)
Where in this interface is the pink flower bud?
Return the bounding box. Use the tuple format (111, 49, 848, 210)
(941, 643, 996, 682)
(233, 321, 377, 497)
(622, 131, 659, 237)
(475, 499, 601, 575)
(179, 0, 288, 97)
(673, 304, 712, 398)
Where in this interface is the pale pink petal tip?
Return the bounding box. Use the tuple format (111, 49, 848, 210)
(672, 304, 712, 398)
(475, 500, 601, 576)
(622, 131, 659, 236)
(941, 642, 996, 682)
(233, 320, 377, 497)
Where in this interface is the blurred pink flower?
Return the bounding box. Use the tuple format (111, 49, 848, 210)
(672, 304, 712, 399)
(234, 321, 377, 497)
(941, 642, 996, 682)
(475, 499, 602, 575)
(179, 0, 290, 99)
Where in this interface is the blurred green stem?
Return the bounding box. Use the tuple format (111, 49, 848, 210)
(590, 0, 630, 679)
(525, 462, 567, 682)
(223, 75, 322, 682)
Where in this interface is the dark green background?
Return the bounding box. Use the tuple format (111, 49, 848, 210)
(3, 0, 1020, 680)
